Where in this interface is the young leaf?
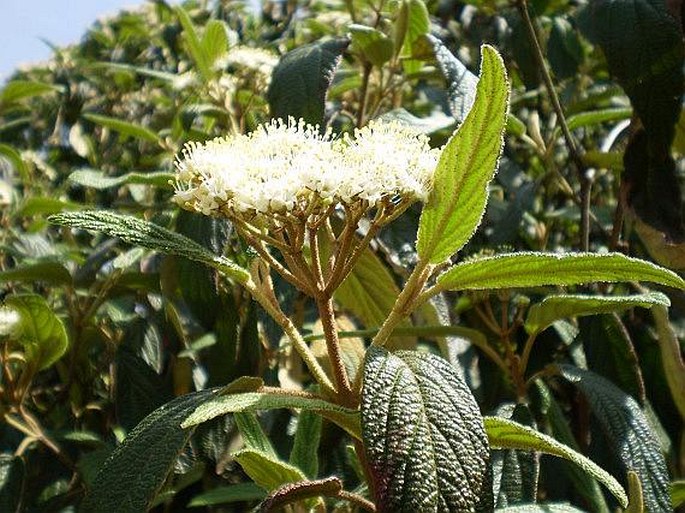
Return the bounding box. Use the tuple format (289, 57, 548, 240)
(5, 294, 69, 371)
(258, 477, 342, 512)
(484, 416, 628, 508)
(181, 391, 360, 439)
(553, 365, 671, 512)
(48, 211, 250, 284)
(524, 292, 669, 335)
(437, 252, 685, 291)
(361, 346, 489, 512)
(289, 410, 322, 479)
(267, 38, 349, 126)
(80, 390, 214, 513)
(232, 449, 306, 491)
(82, 113, 161, 144)
(235, 412, 277, 458)
(416, 45, 509, 263)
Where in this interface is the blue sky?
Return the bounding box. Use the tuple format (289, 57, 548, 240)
(0, 0, 150, 81)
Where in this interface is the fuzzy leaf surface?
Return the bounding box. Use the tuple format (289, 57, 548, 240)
(48, 211, 249, 283)
(417, 45, 509, 263)
(361, 346, 489, 512)
(437, 252, 685, 291)
(554, 365, 670, 512)
(485, 417, 627, 507)
(81, 390, 214, 513)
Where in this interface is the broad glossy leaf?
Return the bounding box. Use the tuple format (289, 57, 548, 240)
(437, 252, 685, 291)
(181, 391, 360, 439)
(267, 38, 349, 126)
(361, 346, 489, 512)
(83, 113, 161, 144)
(68, 169, 173, 190)
(484, 416, 628, 507)
(6, 294, 68, 371)
(233, 449, 306, 491)
(554, 365, 670, 512)
(187, 483, 266, 507)
(349, 24, 394, 67)
(0, 261, 72, 286)
(525, 292, 669, 335)
(81, 390, 214, 513)
(416, 45, 509, 263)
(48, 211, 250, 283)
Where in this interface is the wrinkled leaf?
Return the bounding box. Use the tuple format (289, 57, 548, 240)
(68, 169, 173, 190)
(437, 252, 685, 291)
(361, 346, 489, 512)
(553, 365, 670, 512)
(417, 45, 509, 263)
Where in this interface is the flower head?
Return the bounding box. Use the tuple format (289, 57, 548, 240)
(173, 117, 438, 221)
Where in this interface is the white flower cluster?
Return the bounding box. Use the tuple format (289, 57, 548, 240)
(225, 47, 279, 89)
(0, 306, 21, 338)
(173, 118, 438, 218)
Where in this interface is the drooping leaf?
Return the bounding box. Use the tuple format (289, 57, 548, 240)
(437, 252, 685, 291)
(233, 449, 306, 491)
(289, 410, 322, 479)
(416, 45, 509, 263)
(267, 38, 349, 126)
(361, 346, 489, 512)
(420, 34, 479, 122)
(68, 169, 173, 190)
(187, 483, 266, 507)
(5, 294, 69, 371)
(349, 25, 394, 67)
(48, 211, 250, 283)
(181, 391, 360, 439)
(82, 113, 162, 144)
(524, 292, 669, 335)
(484, 416, 628, 507)
(0, 261, 72, 286)
(553, 365, 670, 512)
(81, 390, 214, 513)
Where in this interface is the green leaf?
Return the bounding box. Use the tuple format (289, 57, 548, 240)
(258, 477, 342, 512)
(175, 5, 212, 81)
(235, 412, 277, 457)
(48, 211, 250, 284)
(525, 292, 669, 335)
(484, 416, 628, 507)
(547, 16, 584, 80)
(651, 305, 685, 420)
(0, 144, 29, 182)
(0, 261, 72, 287)
(397, 0, 430, 74)
(437, 252, 685, 291)
(553, 365, 670, 512)
(495, 505, 588, 512)
(18, 197, 82, 216)
(0, 81, 60, 108)
(181, 391, 360, 439)
(201, 20, 230, 69)
(188, 483, 266, 507)
(80, 389, 214, 513)
(233, 449, 306, 491)
(82, 113, 161, 144)
(6, 294, 69, 371)
(68, 169, 174, 190)
(361, 346, 489, 512)
(416, 45, 509, 263)
(289, 410, 322, 479)
(349, 24, 394, 67)
(566, 108, 632, 131)
(672, 480, 685, 509)
(0, 454, 25, 513)
(267, 38, 349, 126)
